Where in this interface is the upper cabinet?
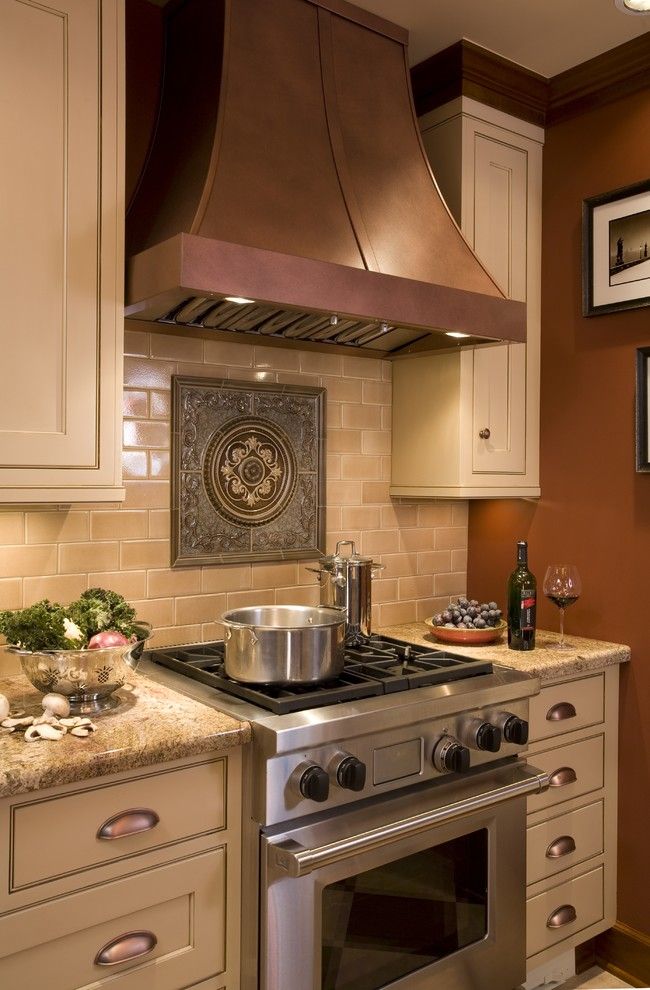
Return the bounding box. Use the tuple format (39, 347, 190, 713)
(390, 98, 543, 499)
(0, 0, 124, 503)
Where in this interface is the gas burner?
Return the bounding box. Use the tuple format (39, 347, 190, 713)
(145, 635, 493, 715)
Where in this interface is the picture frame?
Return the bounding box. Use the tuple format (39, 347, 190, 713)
(582, 178, 650, 317)
(636, 347, 650, 473)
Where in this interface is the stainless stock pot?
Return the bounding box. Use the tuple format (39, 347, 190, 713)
(221, 604, 346, 685)
(306, 540, 384, 642)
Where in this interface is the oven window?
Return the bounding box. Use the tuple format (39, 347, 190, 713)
(321, 828, 488, 990)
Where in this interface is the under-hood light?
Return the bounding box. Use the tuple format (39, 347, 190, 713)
(614, 0, 650, 11)
(224, 296, 255, 305)
(446, 331, 470, 339)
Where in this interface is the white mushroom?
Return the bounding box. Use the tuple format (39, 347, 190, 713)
(70, 727, 90, 737)
(41, 693, 71, 718)
(24, 725, 43, 742)
(0, 694, 9, 721)
(2, 715, 34, 729)
(32, 723, 65, 741)
(59, 716, 83, 727)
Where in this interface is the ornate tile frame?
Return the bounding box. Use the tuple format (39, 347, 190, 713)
(171, 376, 326, 566)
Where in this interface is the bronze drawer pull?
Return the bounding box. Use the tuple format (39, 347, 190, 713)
(97, 808, 160, 840)
(546, 904, 577, 929)
(546, 702, 577, 721)
(94, 930, 157, 966)
(546, 835, 577, 859)
(548, 767, 578, 788)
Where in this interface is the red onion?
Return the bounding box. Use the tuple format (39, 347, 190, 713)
(88, 630, 130, 649)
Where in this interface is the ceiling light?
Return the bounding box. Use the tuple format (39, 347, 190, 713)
(224, 296, 255, 305)
(446, 331, 470, 338)
(614, 0, 650, 12)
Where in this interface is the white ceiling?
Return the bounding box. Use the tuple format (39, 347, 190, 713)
(354, 0, 650, 76)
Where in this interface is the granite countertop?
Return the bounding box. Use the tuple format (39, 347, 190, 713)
(381, 622, 630, 681)
(0, 671, 250, 799)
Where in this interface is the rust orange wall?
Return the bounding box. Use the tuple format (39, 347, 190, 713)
(468, 89, 650, 935)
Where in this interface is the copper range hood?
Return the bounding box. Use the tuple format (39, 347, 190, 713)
(125, 0, 526, 355)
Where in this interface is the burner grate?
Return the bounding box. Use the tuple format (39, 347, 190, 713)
(146, 635, 493, 715)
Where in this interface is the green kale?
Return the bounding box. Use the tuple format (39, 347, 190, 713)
(0, 600, 69, 652)
(74, 588, 149, 640)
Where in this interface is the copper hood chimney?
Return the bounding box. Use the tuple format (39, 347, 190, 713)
(126, 0, 525, 354)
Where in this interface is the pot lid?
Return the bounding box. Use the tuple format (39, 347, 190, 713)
(319, 540, 377, 568)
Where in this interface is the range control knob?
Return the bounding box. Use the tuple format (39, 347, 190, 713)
(475, 722, 502, 752)
(337, 756, 367, 792)
(433, 736, 471, 774)
(299, 765, 330, 803)
(502, 715, 529, 746)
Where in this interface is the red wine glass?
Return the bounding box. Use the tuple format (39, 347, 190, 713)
(543, 565, 582, 650)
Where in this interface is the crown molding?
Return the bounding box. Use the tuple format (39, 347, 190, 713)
(411, 40, 548, 127)
(411, 33, 650, 129)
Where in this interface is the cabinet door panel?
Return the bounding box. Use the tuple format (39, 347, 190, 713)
(472, 134, 527, 302)
(0, 0, 100, 467)
(472, 342, 526, 473)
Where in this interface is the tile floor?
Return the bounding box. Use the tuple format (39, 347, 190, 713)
(558, 967, 634, 988)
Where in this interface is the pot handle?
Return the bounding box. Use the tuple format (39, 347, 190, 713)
(305, 567, 324, 582)
(371, 563, 385, 578)
(222, 621, 259, 647)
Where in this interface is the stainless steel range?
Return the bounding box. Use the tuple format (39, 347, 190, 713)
(143, 635, 549, 990)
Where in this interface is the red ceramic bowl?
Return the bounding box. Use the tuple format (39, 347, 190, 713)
(424, 618, 507, 646)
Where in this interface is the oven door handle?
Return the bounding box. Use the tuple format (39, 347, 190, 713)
(270, 764, 550, 878)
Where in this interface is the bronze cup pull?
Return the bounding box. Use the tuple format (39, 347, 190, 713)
(546, 701, 577, 721)
(546, 904, 577, 929)
(548, 766, 578, 788)
(546, 835, 577, 859)
(94, 930, 157, 966)
(97, 808, 160, 840)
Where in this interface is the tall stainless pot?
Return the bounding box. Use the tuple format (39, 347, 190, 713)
(306, 540, 384, 642)
(221, 605, 346, 685)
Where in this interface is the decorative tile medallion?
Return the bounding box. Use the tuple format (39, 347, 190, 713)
(171, 377, 325, 565)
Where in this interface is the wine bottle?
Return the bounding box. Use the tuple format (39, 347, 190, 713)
(507, 540, 536, 651)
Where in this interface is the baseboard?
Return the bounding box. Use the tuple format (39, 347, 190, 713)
(595, 922, 650, 988)
(575, 938, 596, 974)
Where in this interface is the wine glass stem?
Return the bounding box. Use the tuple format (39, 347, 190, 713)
(559, 608, 565, 648)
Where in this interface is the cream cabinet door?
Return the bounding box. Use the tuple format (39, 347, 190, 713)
(469, 134, 527, 475)
(0, 0, 124, 501)
(472, 342, 526, 474)
(391, 98, 542, 499)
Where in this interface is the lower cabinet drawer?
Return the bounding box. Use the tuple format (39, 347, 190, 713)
(527, 734, 604, 813)
(10, 757, 226, 893)
(526, 865, 604, 958)
(527, 800, 604, 885)
(0, 848, 225, 989)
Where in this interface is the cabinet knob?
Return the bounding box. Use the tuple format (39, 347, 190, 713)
(97, 808, 160, 840)
(94, 930, 157, 966)
(546, 904, 577, 929)
(478, 428, 491, 439)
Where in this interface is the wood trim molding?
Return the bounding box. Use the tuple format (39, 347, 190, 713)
(547, 33, 650, 125)
(411, 34, 650, 129)
(595, 922, 650, 988)
(411, 40, 548, 127)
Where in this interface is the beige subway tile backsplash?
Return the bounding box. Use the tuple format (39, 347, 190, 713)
(23, 574, 87, 607)
(0, 578, 23, 610)
(0, 330, 469, 642)
(26, 511, 89, 545)
(90, 510, 148, 542)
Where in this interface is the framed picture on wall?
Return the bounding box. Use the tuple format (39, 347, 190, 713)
(583, 178, 650, 317)
(636, 347, 650, 472)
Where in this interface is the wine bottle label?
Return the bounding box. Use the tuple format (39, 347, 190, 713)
(520, 589, 536, 631)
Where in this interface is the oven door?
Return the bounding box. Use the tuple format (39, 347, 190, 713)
(261, 760, 548, 990)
